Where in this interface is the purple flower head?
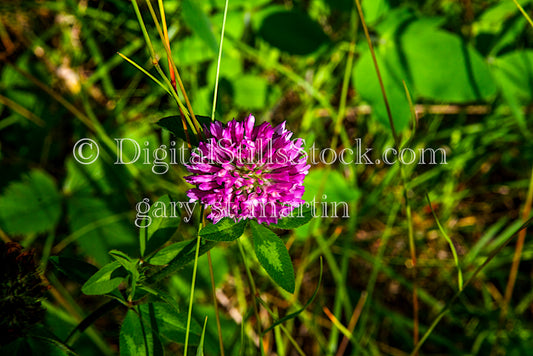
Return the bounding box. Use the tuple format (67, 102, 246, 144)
(185, 114, 310, 224)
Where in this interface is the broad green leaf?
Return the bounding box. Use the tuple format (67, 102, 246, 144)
(355, 13, 497, 131)
(399, 21, 497, 102)
(147, 240, 191, 266)
(182, 0, 218, 53)
(199, 218, 248, 241)
(49, 256, 99, 285)
(150, 303, 201, 345)
(0, 170, 62, 235)
(82, 261, 126, 295)
(119, 306, 163, 356)
(258, 10, 329, 55)
(362, 0, 389, 24)
(251, 221, 295, 293)
(269, 207, 314, 229)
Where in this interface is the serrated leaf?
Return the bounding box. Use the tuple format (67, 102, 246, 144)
(82, 261, 126, 295)
(258, 10, 329, 55)
(251, 221, 295, 293)
(199, 218, 248, 241)
(49, 256, 99, 285)
(269, 207, 314, 229)
(0, 170, 62, 235)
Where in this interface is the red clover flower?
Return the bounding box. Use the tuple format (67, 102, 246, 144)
(185, 114, 309, 224)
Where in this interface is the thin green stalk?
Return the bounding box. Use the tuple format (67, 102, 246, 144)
(117, 52, 172, 95)
(238, 240, 264, 351)
(425, 193, 463, 291)
(326, 11, 358, 352)
(255, 297, 305, 356)
(211, 0, 229, 121)
(354, 0, 399, 143)
(355, 202, 401, 352)
(157, 0, 176, 89)
(130, 0, 158, 63)
(512, 0, 533, 28)
(206, 5, 230, 351)
(184, 214, 205, 356)
(207, 250, 225, 356)
(0, 94, 45, 126)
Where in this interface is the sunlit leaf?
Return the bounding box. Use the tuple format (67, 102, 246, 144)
(251, 221, 295, 293)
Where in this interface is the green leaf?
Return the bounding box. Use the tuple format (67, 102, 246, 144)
(49, 256, 99, 285)
(355, 13, 497, 131)
(147, 240, 191, 266)
(251, 221, 295, 293)
(0, 170, 62, 235)
(258, 10, 329, 55)
(139, 195, 182, 257)
(120, 306, 163, 356)
(81, 261, 126, 295)
(269, 207, 314, 229)
(362, 0, 389, 24)
(491, 50, 533, 132)
(157, 115, 211, 147)
(150, 303, 202, 345)
(492, 50, 533, 104)
(196, 317, 208, 356)
(109, 250, 139, 301)
(399, 20, 496, 102)
(182, 0, 219, 53)
(199, 218, 248, 241)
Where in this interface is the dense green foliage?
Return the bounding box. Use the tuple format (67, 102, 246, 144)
(1, 0, 533, 355)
